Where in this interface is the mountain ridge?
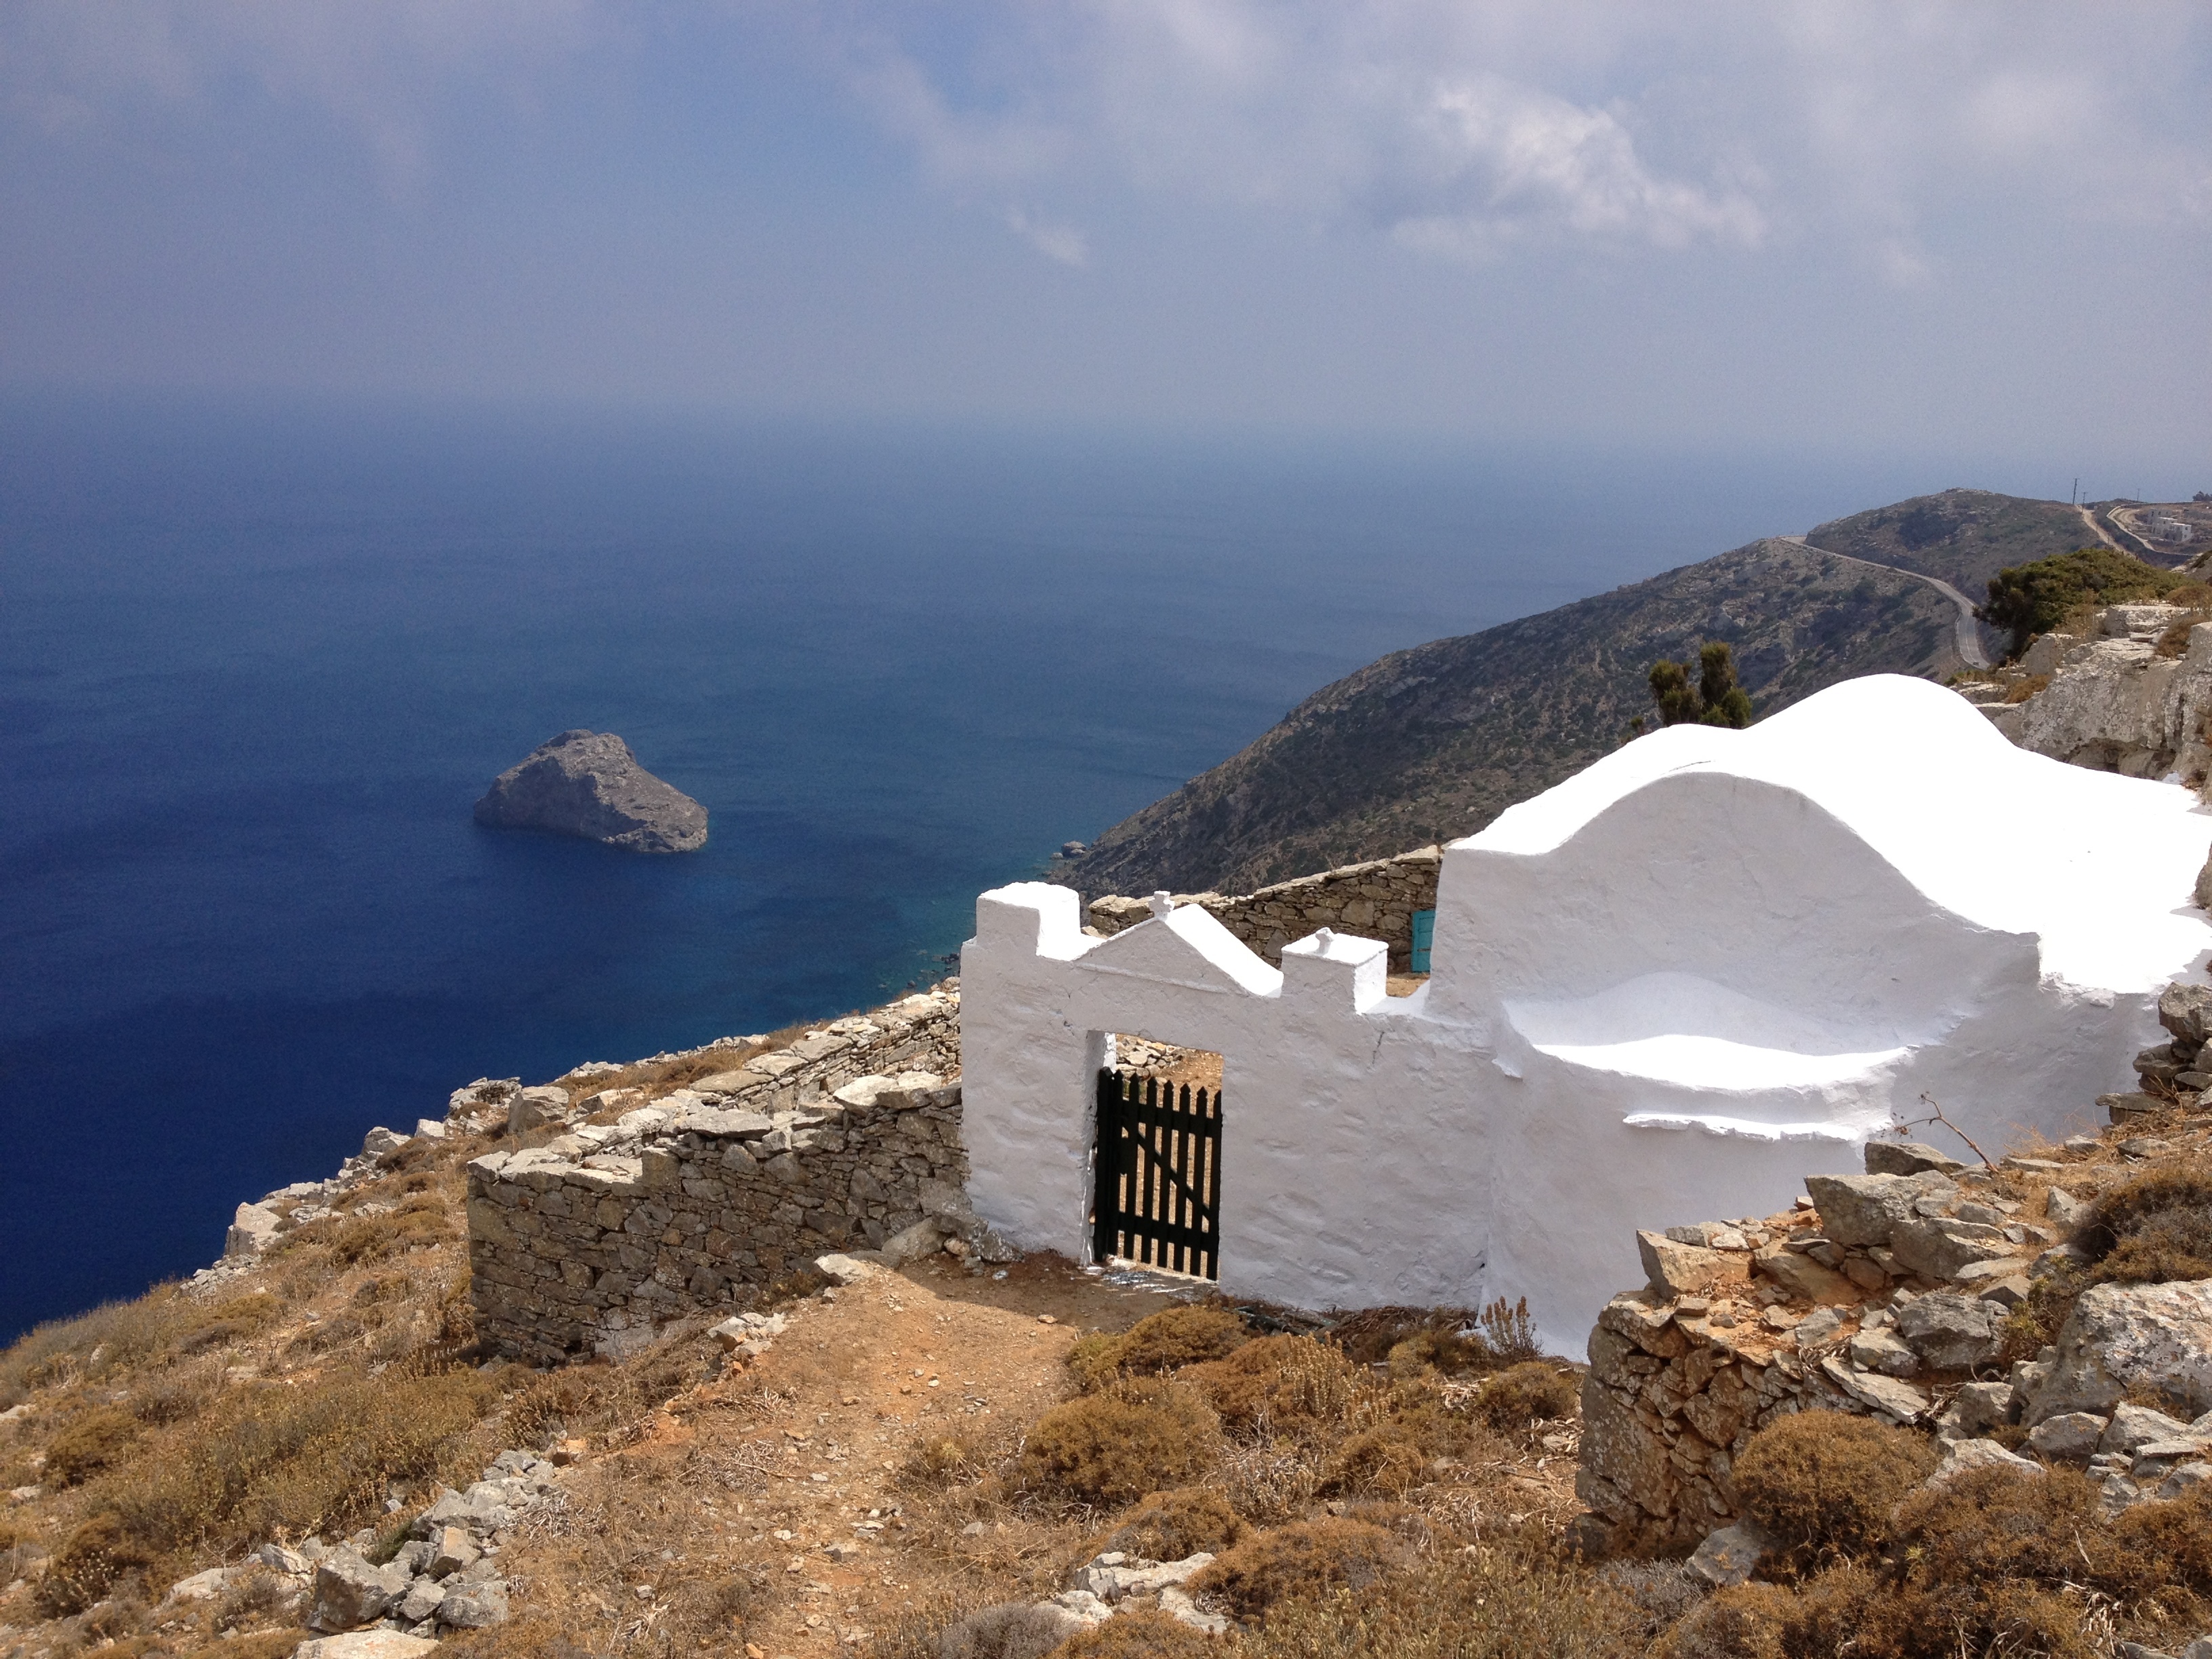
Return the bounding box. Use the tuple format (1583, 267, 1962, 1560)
(1061, 489, 2095, 897)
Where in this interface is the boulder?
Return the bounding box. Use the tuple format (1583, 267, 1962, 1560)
(225, 1202, 282, 1259)
(1928, 1439, 2043, 1486)
(2160, 981, 2212, 1046)
(1071, 1551, 1214, 1601)
(396, 1578, 446, 1624)
(1848, 1328, 1921, 1378)
(473, 730, 707, 854)
(2028, 1412, 2109, 1460)
(1752, 1242, 1856, 1304)
(359, 1126, 411, 1162)
(438, 1578, 511, 1629)
(1943, 1382, 2019, 1438)
(295, 1636, 443, 1659)
(1637, 1232, 1724, 1299)
(2102, 1403, 2197, 1456)
(1864, 1142, 1965, 1177)
(1686, 1522, 1773, 1589)
(163, 1566, 233, 1603)
(508, 1086, 573, 1137)
(1895, 1293, 2004, 1371)
(427, 1525, 479, 1578)
(2029, 1279, 2212, 1423)
(309, 1549, 411, 1632)
(1889, 1217, 2011, 1281)
(1803, 1172, 1957, 1248)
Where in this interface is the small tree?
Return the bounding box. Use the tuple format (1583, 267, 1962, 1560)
(1647, 642, 1753, 729)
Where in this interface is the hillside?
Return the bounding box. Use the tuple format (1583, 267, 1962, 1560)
(1062, 489, 2090, 899)
(1802, 487, 2096, 592)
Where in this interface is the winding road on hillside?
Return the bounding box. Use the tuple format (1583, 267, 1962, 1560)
(1775, 535, 1992, 669)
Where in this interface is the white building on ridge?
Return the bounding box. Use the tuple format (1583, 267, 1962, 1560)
(958, 674, 2212, 1344)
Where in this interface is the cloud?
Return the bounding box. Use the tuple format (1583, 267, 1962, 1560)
(1006, 207, 1088, 266)
(1, 0, 596, 191)
(817, 0, 2209, 276)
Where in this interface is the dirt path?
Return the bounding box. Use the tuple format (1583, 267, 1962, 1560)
(493, 1254, 1197, 1656)
(1776, 535, 1992, 670)
(2076, 503, 2125, 552)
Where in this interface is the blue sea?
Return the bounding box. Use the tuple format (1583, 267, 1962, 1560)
(0, 394, 2016, 1340)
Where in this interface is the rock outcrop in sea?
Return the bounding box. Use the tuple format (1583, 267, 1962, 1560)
(473, 730, 707, 853)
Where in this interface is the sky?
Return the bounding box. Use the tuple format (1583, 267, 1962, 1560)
(2, 1, 2208, 472)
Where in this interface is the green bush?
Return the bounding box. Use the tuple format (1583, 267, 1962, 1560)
(1730, 1411, 1938, 1568)
(1015, 1379, 1222, 1507)
(1648, 644, 1753, 729)
(1984, 546, 2183, 656)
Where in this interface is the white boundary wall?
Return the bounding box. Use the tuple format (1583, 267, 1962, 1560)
(960, 676, 2212, 1347)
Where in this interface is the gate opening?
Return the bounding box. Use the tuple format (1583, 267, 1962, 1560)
(1092, 1037, 1223, 1280)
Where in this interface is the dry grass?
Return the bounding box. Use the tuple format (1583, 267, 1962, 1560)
(1473, 1363, 1580, 1431)
(1058, 1607, 1227, 1656)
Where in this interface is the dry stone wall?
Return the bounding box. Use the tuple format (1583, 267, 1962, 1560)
(1577, 977, 2212, 1561)
(1087, 845, 1441, 971)
(467, 989, 965, 1363)
(1576, 1139, 2065, 1555)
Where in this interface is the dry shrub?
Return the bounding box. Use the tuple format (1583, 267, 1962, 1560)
(45, 1406, 142, 1486)
(1887, 1460, 2102, 1590)
(213, 1563, 307, 1631)
(0, 1290, 199, 1407)
(1730, 1411, 1938, 1568)
(1018, 1380, 1222, 1507)
(1057, 1607, 1227, 1657)
(1193, 1517, 1406, 1620)
(65, 1363, 499, 1599)
(1107, 1486, 1247, 1560)
(37, 1510, 160, 1616)
(1662, 1562, 2098, 1659)
(1656, 1580, 1793, 1659)
(1068, 1305, 1250, 1389)
(2078, 1154, 2212, 1286)
(1332, 1298, 1540, 1374)
(903, 1425, 1004, 1492)
(1475, 1361, 1580, 1430)
(295, 1193, 453, 1267)
(1891, 1463, 2212, 1628)
(440, 1613, 594, 1658)
(1242, 1531, 1637, 1657)
(934, 1601, 1086, 1659)
(1331, 1307, 1476, 1368)
(1320, 1381, 1490, 1498)
(1183, 1334, 1375, 1442)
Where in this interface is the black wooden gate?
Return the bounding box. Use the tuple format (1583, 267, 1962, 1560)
(1092, 1069, 1223, 1279)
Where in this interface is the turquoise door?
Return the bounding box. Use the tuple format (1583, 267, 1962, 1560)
(1410, 909, 1435, 974)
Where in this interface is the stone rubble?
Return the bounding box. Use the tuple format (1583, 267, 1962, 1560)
(151, 1448, 556, 1643)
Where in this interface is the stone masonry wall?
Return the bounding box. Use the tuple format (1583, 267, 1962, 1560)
(1087, 845, 1442, 972)
(1576, 1139, 2060, 1555)
(467, 989, 964, 1363)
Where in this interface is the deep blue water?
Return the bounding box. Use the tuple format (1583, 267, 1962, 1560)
(0, 395, 2024, 1339)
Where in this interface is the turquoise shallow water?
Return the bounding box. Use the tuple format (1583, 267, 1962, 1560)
(0, 396, 1977, 1338)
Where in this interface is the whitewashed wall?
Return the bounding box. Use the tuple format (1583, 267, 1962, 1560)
(960, 676, 2212, 1348)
